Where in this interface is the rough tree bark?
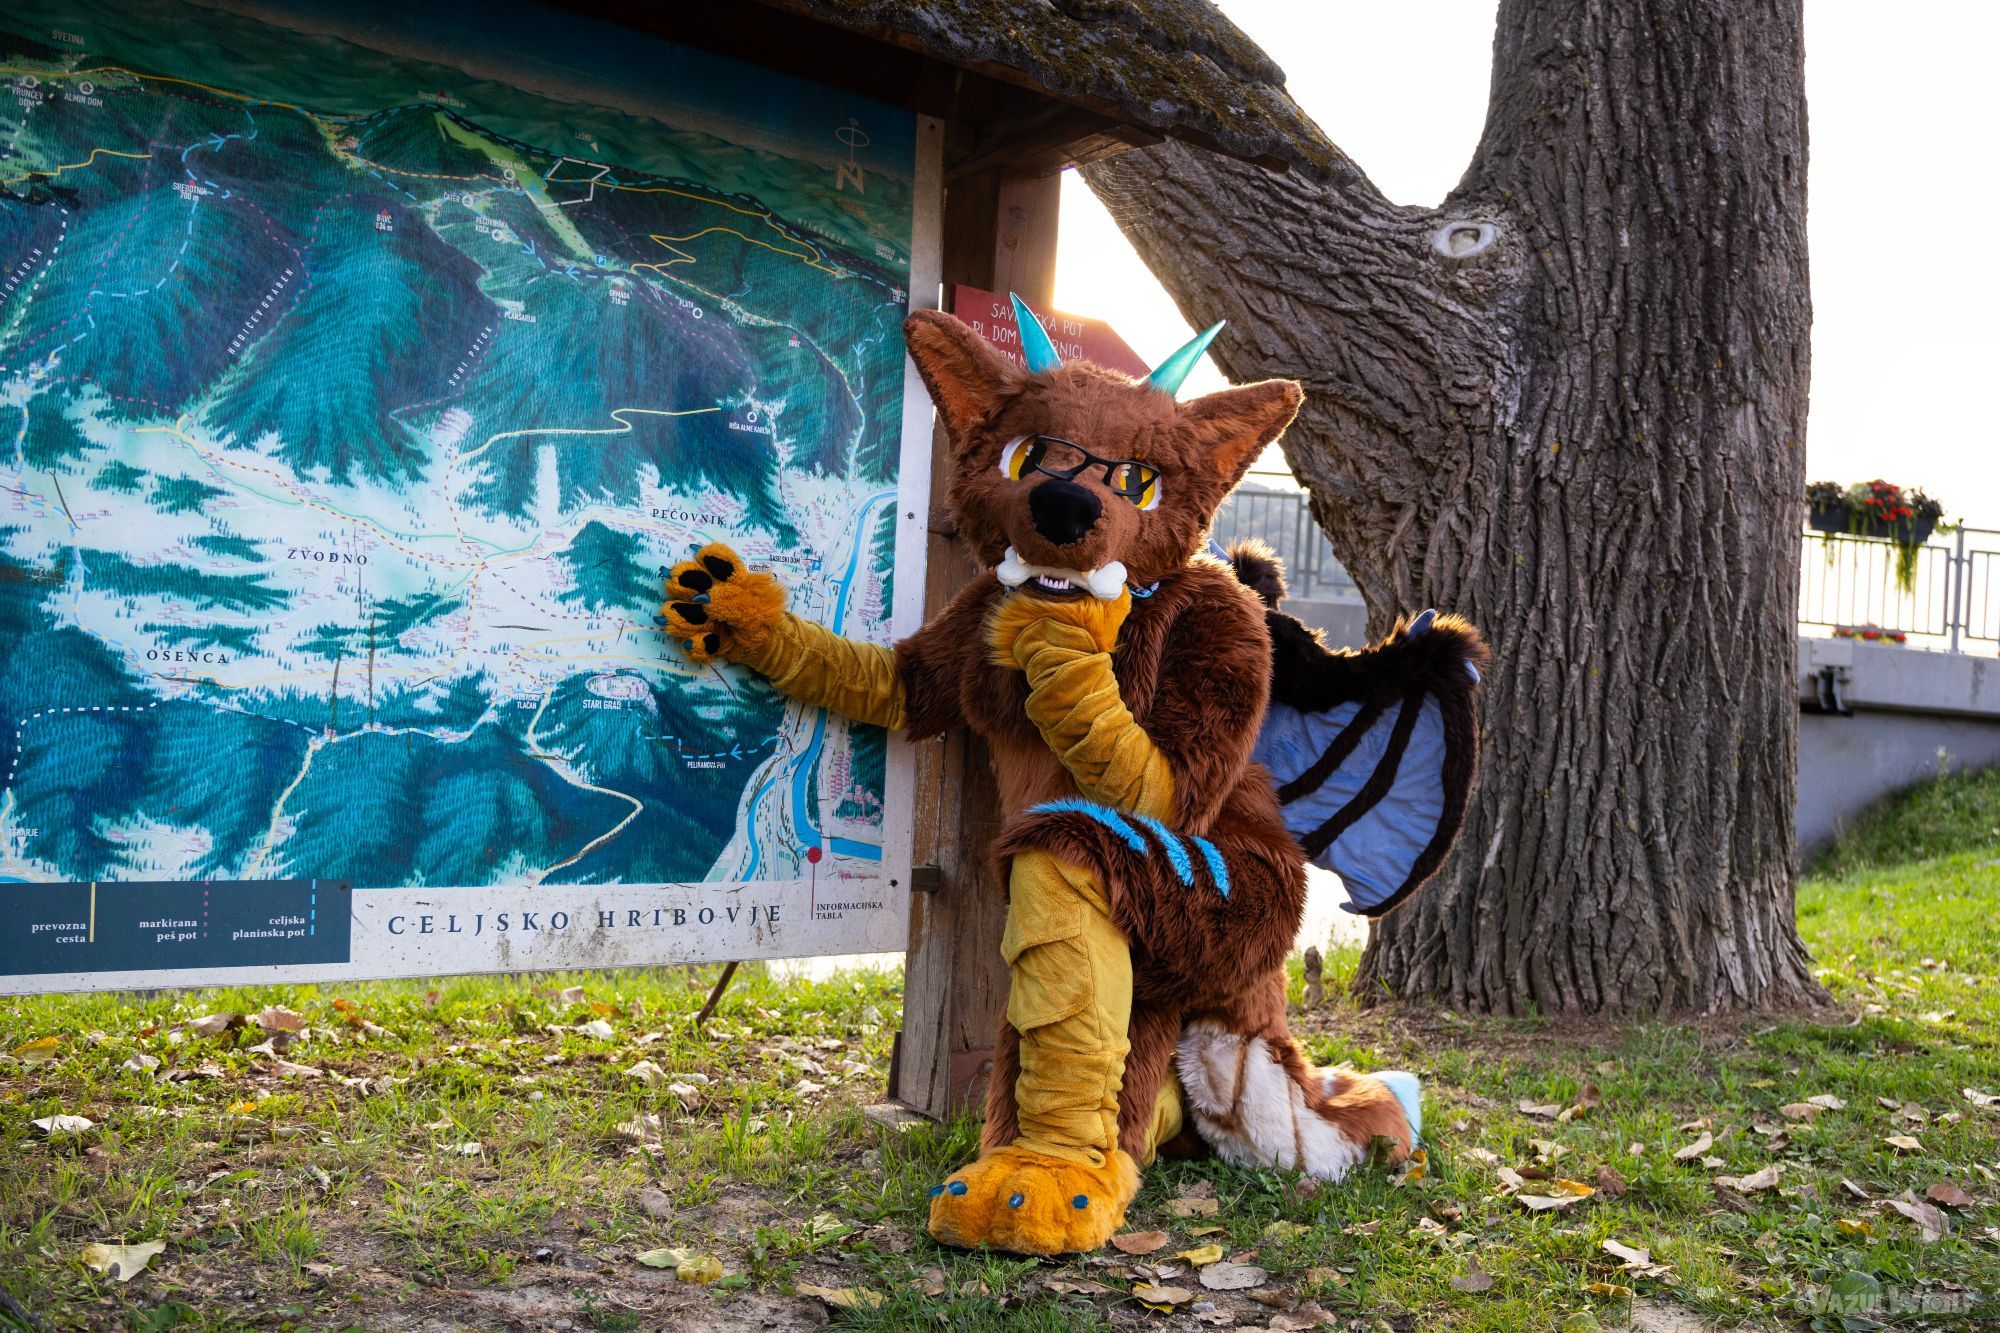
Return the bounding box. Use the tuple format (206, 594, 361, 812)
(1084, 0, 1826, 1014)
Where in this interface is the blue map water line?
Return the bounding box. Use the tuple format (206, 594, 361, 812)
(741, 489, 894, 880)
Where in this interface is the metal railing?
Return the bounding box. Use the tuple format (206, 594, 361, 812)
(1214, 478, 1995, 654)
(1799, 525, 1999, 652)
(1212, 477, 1357, 600)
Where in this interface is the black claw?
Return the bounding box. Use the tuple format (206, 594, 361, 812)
(701, 633, 720, 655)
(677, 568, 714, 593)
(701, 554, 734, 580)
(674, 602, 708, 624)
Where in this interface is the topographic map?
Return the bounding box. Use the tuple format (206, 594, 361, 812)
(0, 0, 918, 979)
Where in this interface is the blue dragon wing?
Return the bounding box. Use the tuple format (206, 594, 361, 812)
(1249, 597, 1487, 917)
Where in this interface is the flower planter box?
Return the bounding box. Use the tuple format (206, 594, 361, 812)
(1808, 503, 1936, 547)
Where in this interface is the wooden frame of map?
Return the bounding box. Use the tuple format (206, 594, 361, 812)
(0, 0, 943, 993)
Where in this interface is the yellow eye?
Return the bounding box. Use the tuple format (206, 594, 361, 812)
(1109, 462, 1161, 510)
(999, 437, 1041, 480)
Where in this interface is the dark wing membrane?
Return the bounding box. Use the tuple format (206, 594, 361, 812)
(1251, 606, 1487, 916)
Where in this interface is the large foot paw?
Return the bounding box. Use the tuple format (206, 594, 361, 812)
(926, 1145, 1139, 1256)
(660, 542, 785, 665)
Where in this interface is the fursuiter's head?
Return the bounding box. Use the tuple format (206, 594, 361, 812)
(902, 300, 1303, 602)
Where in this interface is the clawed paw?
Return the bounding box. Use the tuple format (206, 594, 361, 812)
(926, 1145, 1138, 1256)
(659, 543, 785, 665)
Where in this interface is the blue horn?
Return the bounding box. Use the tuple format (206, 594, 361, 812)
(1009, 292, 1063, 374)
(1147, 320, 1225, 397)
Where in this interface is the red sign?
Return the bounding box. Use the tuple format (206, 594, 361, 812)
(950, 285, 1149, 378)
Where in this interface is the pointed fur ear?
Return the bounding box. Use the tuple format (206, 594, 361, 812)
(1179, 379, 1304, 489)
(904, 310, 1023, 450)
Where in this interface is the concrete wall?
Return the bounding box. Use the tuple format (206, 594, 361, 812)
(1796, 639, 2000, 853)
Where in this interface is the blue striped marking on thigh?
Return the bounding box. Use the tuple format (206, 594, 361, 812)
(1190, 836, 1230, 900)
(1129, 814, 1193, 885)
(1028, 798, 1149, 855)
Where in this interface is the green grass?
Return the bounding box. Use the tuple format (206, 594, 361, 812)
(5, 775, 2000, 1329)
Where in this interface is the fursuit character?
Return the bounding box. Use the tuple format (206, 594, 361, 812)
(661, 299, 1485, 1256)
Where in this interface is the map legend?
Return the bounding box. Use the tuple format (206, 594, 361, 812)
(0, 880, 351, 977)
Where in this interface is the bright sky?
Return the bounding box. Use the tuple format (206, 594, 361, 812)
(1053, 2, 1999, 520)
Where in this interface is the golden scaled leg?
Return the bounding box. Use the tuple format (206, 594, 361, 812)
(927, 850, 1140, 1255)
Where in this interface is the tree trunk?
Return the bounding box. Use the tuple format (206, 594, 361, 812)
(1084, 0, 1826, 1014)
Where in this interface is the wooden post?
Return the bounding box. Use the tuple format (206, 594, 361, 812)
(890, 167, 1060, 1121)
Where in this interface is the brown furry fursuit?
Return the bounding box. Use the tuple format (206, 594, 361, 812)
(662, 304, 1486, 1254)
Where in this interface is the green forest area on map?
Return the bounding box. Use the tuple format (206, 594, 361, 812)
(0, 1, 914, 893)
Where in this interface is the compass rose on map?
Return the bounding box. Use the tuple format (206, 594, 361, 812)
(835, 118, 868, 194)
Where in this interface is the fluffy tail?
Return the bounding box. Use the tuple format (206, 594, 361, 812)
(1175, 1021, 1418, 1178)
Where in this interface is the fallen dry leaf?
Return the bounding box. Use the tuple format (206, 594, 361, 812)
(1926, 1180, 1974, 1208)
(12, 1036, 61, 1064)
(1835, 1217, 1875, 1237)
(795, 1282, 882, 1309)
(121, 1053, 159, 1074)
(634, 1247, 688, 1269)
(1583, 1281, 1633, 1298)
(1198, 1262, 1267, 1291)
(1840, 1178, 1872, 1200)
(1111, 1231, 1170, 1255)
(263, 1056, 323, 1078)
(576, 1019, 615, 1040)
(1269, 1304, 1335, 1331)
(1174, 1243, 1225, 1266)
(1715, 1165, 1781, 1193)
(1602, 1238, 1673, 1278)
(1883, 1134, 1923, 1154)
(558, 985, 587, 1004)
(1963, 1087, 2000, 1107)
(1132, 1281, 1194, 1307)
(1262, 1220, 1310, 1243)
(1808, 1094, 1847, 1111)
(1164, 1196, 1220, 1218)
(1880, 1195, 1946, 1243)
(1343, 1219, 1382, 1236)
(1779, 1102, 1824, 1121)
(80, 1240, 164, 1282)
(1516, 1193, 1584, 1212)
(253, 1006, 304, 1033)
(1519, 1099, 1562, 1119)
(676, 1253, 724, 1284)
(31, 1114, 93, 1136)
(186, 1012, 243, 1038)
(1673, 1133, 1713, 1161)
(625, 1060, 666, 1087)
(1449, 1256, 1494, 1292)
(1043, 1277, 1113, 1296)
(1594, 1165, 1629, 1196)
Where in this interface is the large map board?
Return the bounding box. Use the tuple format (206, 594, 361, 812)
(0, 0, 940, 992)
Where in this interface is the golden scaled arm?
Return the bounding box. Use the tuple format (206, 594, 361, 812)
(661, 543, 906, 732)
(989, 592, 1175, 821)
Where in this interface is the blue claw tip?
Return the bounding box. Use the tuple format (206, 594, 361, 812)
(652, 614, 669, 626)
(1408, 608, 1436, 638)
(1008, 1192, 1024, 1208)
(927, 1185, 943, 1197)
(947, 1180, 968, 1196)
(1071, 1194, 1089, 1210)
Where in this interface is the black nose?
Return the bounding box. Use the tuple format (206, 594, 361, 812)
(1028, 479, 1101, 547)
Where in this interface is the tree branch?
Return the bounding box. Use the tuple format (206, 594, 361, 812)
(1083, 143, 1517, 615)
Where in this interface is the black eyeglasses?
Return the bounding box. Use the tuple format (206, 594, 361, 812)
(1003, 435, 1160, 503)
